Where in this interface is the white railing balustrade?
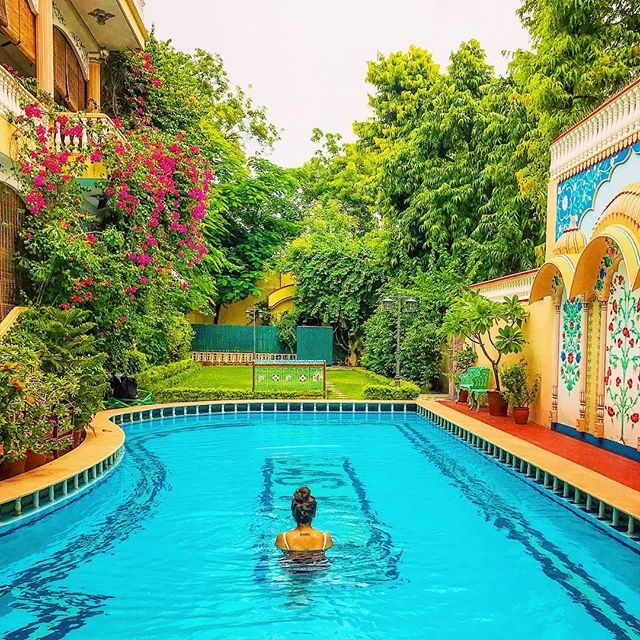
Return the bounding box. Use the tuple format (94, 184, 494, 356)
(0, 65, 37, 118)
(53, 113, 124, 153)
(469, 269, 538, 303)
(550, 81, 640, 179)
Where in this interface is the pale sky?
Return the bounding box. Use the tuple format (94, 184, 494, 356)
(145, 1, 530, 167)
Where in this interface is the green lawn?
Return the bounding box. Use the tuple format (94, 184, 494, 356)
(168, 365, 382, 399)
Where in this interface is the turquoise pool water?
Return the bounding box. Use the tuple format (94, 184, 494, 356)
(1, 411, 639, 639)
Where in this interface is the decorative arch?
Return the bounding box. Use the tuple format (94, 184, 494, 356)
(570, 184, 640, 299)
(529, 254, 578, 303)
(571, 227, 640, 299)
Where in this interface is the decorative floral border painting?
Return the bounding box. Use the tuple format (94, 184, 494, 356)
(605, 262, 640, 442)
(560, 298, 582, 392)
(555, 141, 640, 240)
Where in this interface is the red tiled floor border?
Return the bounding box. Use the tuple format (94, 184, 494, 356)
(438, 400, 640, 492)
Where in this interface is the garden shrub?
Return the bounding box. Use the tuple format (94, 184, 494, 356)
(362, 382, 420, 400)
(3, 307, 108, 431)
(165, 315, 195, 362)
(136, 358, 199, 391)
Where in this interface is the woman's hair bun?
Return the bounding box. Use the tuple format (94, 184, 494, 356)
(293, 486, 311, 503)
(291, 487, 317, 524)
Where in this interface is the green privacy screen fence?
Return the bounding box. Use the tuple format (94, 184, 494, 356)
(253, 360, 327, 397)
(190, 324, 334, 362)
(191, 325, 287, 354)
(296, 326, 333, 362)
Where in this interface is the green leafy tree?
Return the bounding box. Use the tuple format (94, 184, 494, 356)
(511, 0, 640, 217)
(362, 269, 464, 388)
(279, 206, 386, 356)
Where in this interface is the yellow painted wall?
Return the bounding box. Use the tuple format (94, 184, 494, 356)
(191, 272, 296, 325)
(468, 297, 555, 426)
(0, 116, 15, 161)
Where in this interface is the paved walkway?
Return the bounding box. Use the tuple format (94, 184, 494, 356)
(439, 400, 640, 492)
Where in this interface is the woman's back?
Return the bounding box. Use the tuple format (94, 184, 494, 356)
(275, 487, 333, 559)
(276, 527, 332, 552)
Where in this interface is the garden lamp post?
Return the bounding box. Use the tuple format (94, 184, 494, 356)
(382, 294, 418, 386)
(245, 306, 263, 360)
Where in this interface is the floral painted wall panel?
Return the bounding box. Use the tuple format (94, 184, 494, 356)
(555, 141, 640, 239)
(557, 291, 583, 427)
(604, 261, 640, 444)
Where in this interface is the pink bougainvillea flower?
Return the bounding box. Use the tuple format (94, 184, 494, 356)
(90, 150, 103, 163)
(24, 103, 42, 118)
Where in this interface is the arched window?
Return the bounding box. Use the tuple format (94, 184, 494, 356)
(0, 182, 24, 320)
(53, 27, 87, 112)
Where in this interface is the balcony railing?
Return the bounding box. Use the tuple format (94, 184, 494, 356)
(469, 269, 538, 303)
(54, 112, 126, 153)
(0, 65, 125, 155)
(0, 65, 37, 118)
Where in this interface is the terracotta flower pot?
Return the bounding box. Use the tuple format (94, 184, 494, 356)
(487, 390, 508, 416)
(512, 407, 530, 425)
(73, 428, 86, 449)
(457, 389, 469, 404)
(0, 457, 26, 480)
(25, 450, 52, 472)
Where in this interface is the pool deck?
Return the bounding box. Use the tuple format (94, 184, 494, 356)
(437, 400, 640, 491)
(419, 399, 640, 522)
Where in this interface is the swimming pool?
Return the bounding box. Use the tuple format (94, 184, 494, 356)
(1, 410, 639, 639)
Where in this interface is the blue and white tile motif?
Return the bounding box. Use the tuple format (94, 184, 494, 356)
(555, 142, 640, 240)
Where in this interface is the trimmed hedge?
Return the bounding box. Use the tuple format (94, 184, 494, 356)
(363, 382, 420, 400)
(137, 359, 199, 391)
(153, 388, 325, 403)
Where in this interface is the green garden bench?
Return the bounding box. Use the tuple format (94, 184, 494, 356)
(458, 366, 490, 411)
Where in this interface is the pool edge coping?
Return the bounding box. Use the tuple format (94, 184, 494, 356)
(418, 399, 640, 537)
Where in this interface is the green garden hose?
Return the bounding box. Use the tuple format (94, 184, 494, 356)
(104, 389, 154, 409)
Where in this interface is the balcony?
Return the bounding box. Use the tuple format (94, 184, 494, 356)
(0, 65, 124, 170)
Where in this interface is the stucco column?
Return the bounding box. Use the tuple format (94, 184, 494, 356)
(549, 302, 561, 424)
(577, 301, 590, 431)
(36, 0, 54, 96)
(594, 299, 608, 438)
(88, 55, 102, 112)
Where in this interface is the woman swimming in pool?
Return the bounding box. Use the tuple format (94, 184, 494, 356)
(275, 487, 332, 559)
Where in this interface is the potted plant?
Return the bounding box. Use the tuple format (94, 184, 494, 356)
(443, 293, 527, 416)
(501, 360, 540, 424)
(449, 345, 477, 403)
